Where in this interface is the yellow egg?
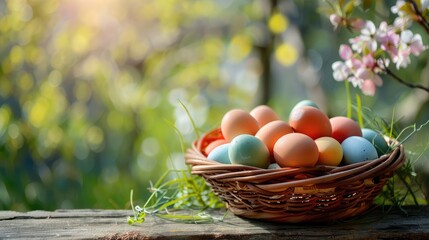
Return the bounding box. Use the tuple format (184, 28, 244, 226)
(250, 105, 279, 127)
(221, 109, 259, 142)
(315, 137, 343, 166)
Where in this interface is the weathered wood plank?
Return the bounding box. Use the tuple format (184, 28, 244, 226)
(0, 207, 428, 239)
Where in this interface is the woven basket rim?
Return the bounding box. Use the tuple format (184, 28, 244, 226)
(184, 128, 406, 223)
(185, 128, 406, 192)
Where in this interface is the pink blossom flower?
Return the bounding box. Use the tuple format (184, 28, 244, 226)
(339, 44, 353, 60)
(401, 30, 426, 56)
(376, 58, 390, 70)
(348, 76, 363, 88)
(393, 31, 427, 69)
(391, 1, 406, 15)
(329, 14, 342, 29)
(362, 54, 376, 69)
(328, 1, 428, 96)
(350, 21, 377, 52)
(393, 48, 412, 69)
(356, 67, 383, 87)
(361, 80, 376, 96)
(393, 16, 411, 31)
(376, 22, 400, 57)
(345, 57, 362, 70)
(332, 61, 350, 81)
(350, 18, 365, 31)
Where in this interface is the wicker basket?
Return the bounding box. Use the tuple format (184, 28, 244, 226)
(185, 128, 406, 223)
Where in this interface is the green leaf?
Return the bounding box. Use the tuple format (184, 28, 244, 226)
(400, 3, 417, 17)
(344, 1, 355, 16)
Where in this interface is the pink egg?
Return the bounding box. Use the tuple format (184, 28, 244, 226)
(221, 109, 259, 141)
(273, 133, 319, 168)
(330, 116, 362, 143)
(255, 120, 293, 155)
(250, 105, 279, 127)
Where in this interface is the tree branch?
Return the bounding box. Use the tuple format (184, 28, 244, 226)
(257, 0, 278, 105)
(384, 67, 429, 93)
(406, 0, 429, 35)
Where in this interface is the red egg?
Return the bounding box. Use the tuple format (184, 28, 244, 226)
(289, 106, 332, 140)
(330, 116, 362, 143)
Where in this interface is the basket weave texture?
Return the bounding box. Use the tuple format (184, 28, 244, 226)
(185, 128, 406, 223)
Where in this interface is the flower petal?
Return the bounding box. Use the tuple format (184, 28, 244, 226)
(361, 80, 376, 96)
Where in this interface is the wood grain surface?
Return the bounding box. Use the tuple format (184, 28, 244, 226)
(0, 207, 428, 239)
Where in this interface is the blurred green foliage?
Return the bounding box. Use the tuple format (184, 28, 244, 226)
(0, 0, 428, 211)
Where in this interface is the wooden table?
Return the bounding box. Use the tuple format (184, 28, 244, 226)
(1, 207, 428, 239)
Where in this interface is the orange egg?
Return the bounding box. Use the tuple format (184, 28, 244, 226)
(273, 133, 319, 167)
(250, 105, 280, 127)
(205, 139, 229, 155)
(289, 106, 332, 140)
(255, 120, 293, 155)
(221, 109, 259, 141)
(315, 137, 343, 166)
(330, 116, 362, 143)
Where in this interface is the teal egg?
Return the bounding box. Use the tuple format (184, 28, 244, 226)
(361, 128, 389, 157)
(291, 100, 319, 113)
(341, 136, 378, 165)
(207, 143, 231, 164)
(229, 134, 270, 168)
(268, 163, 281, 169)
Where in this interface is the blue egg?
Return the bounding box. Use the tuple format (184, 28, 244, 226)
(361, 128, 389, 157)
(207, 143, 231, 164)
(229, 134, 270, 168)
(291, 100, 319, 113)
(341, 136, 378, 165)
(268, 163, 281, 169)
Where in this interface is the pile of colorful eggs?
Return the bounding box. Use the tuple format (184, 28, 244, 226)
(205, 100, 390, 169)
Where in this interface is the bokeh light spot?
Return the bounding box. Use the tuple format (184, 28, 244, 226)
(268, 13, 288, 34)
(0, 106, 11, 138)
(228, 35, 252, 61)
(8, 123, 20, 139)
(275, 43, 298, 66)
(86, 126, 104, 152)
(18, 73, 33, 92)
(141, 137, 160, 157)
(48, 70, 63, 87)
(29, 97, 49, 128)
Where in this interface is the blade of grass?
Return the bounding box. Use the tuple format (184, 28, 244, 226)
(345, 80, 352, 118)
(355, 94, 364, 128)
(164, 119, 186, 154)
(389, 107, 395, 139)
(178, 99, 200, 139)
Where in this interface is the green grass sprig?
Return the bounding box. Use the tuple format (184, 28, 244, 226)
(347, 96, 428, 216)
(127, 101, 224, 225)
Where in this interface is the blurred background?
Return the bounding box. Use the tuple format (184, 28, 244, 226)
(0, 0, 428, 211)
